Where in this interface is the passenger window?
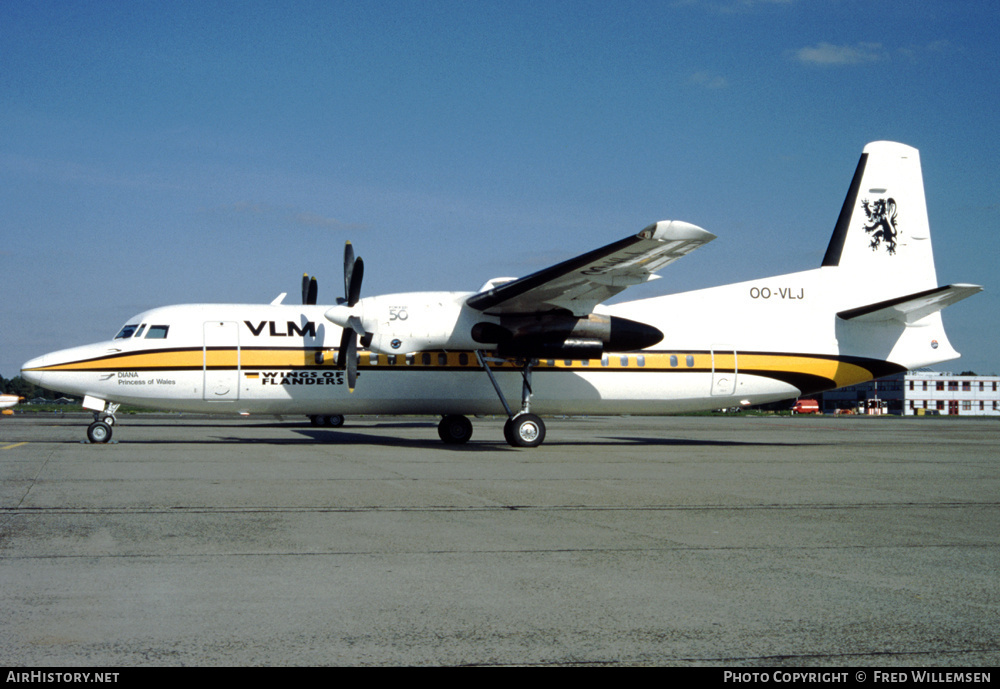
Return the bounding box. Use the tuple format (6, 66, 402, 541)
(686, 355, 694, 367)
(115, 324, 139, 339)
(421, 353, 431, 366)
(438, 353, 447, 366)
(637, 355, 645, 367)
(620, 356, 629, 367)
(459, 353, 469, 366)
(670, 355, 678, 367)
(145, 325, 169, 339)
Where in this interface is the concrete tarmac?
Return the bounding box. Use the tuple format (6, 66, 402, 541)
(1, 413, 998, 666)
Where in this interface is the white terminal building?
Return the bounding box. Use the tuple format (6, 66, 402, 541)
(819, 370, 1000, 416)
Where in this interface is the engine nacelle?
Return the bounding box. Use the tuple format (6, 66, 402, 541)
(327, 292, 488, 354)
(327, 293, 663, 359)
(471, 313, 662, 359)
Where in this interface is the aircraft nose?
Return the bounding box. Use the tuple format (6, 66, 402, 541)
(20, 354, 51, 387)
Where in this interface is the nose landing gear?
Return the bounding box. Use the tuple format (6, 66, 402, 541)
(87, 420, 113, 444)
(86, 403, 119, 443)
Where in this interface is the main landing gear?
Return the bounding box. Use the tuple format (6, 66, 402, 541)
(438, 409, 545, 448)
(438, 414, 473, 444)
(436, 354, 546, 448)
(480, 352, 546, 448)
(503, 413, 545, 448)
(309, 414, 345, 427)
(86, 403, 120, 444)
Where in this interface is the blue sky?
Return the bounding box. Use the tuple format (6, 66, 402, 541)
(2, 0, 998, 377)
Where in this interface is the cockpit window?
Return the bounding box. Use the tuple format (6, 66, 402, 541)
(134, 324, 147, 338)
(115, 324, 140, 339)
(145, 325, 169, 339)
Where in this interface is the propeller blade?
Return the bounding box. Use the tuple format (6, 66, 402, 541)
(344, 242, 355, 301)
(302, 273, 310, 305)
(345, 334, 358, 392)
(306, 276, 318, 305)
(348, 257, 364, 306)
(337, 240, 364, 391)
(336, 328, 353, 369)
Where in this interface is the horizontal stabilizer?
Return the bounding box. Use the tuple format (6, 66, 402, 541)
(837, 284, 982, 324)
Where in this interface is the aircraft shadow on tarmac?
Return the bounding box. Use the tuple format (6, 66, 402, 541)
(105, 423, 818, 449)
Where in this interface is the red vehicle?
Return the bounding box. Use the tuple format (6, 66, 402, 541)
(791, 399, 821, 415)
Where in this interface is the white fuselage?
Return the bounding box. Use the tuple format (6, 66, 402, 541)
(20, 263, 957, 418)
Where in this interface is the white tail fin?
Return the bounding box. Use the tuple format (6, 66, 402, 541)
(822, 141, 938, 298)
(823, 142, 981, 369)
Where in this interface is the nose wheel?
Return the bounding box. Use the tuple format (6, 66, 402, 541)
(86, 402, 119, 443)
(87, 421, 113, 444)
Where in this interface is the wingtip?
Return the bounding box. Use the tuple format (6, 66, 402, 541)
(641, 220, 716, 242)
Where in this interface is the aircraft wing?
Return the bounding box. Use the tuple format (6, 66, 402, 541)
(466, 220, 716, 316)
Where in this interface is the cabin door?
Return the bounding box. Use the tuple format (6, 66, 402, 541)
(711, 346, 737, 396)
(203, 321, 240, 401)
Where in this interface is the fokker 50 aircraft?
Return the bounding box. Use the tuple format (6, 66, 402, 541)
(22, 142, 981, 447)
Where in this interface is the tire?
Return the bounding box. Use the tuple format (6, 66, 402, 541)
(312, 415, 345, 427)
(503, 414, 545, 448)
(87, 421, 112, 444)
(438, 415, 473, 444)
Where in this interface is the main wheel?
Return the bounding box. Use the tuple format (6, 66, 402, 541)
(87, 421, 113, 444)
(311, 415, 345, 427)
(438, 415, 473, 444)
(503, 413, 545, 448)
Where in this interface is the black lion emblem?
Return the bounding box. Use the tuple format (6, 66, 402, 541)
(860, 198, 899, 255)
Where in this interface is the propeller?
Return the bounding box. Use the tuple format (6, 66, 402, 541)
(332, 242, 364, 391)
(301, 274, 318, 305)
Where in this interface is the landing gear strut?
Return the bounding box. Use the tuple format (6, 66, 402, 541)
(476, 351, 546, 448)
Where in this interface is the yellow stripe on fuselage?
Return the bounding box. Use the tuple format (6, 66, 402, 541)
(25, 347, 883, 391)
